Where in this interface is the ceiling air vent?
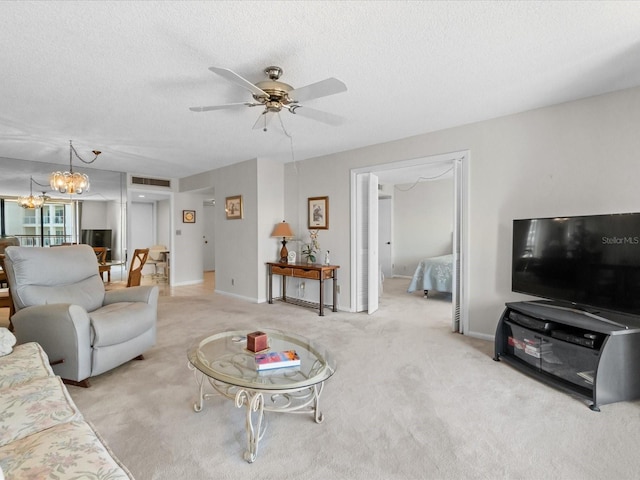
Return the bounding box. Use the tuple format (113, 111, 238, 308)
(131, 176, 171, 188)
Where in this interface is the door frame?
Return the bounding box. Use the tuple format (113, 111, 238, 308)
(349, 150, 470, 333)
(127, 187, 174, 285)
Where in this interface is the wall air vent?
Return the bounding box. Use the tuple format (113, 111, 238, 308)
(131, 176, 171, 188)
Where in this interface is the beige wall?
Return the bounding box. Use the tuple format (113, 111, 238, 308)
(392, 178, 454, 276)
(257, 159, 285, 302)
(284, 86, 640, 337)
(211, 158, 259, 301)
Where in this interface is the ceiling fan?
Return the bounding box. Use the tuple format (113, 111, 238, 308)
(190, 66, 347, 130)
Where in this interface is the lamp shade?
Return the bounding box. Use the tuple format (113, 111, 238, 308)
(271, 221, 294, 238)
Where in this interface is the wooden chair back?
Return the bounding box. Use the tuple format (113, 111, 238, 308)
(127, 249, 149, 287)
(92, 247, 107, 265)
(0, 254, 15, 331)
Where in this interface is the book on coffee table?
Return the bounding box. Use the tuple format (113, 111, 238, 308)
(255, 350, 301, 371)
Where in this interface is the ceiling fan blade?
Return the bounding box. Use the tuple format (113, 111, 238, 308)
(289, 105, 344, 126)
(252, 110, 276, 131)
(189, 102, 257, 112)
(288, 77, 347, 103)
(208, 66, 268, 97)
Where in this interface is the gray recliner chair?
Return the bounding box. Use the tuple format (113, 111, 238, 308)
(3, 244, 158, 387)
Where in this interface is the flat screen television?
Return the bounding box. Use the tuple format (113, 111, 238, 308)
(81, 229, 112, 261)
(512, 213, 640, 316)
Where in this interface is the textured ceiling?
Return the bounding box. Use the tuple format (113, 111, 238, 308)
(1, 1, 640, 198)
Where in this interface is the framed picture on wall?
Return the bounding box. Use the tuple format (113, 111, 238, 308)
(308, 196, 329, 229)
(183, 210, 196, 223)
(225, 195, 243, 220)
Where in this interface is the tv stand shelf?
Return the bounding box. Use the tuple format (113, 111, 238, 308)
(494, 300, 640, 411)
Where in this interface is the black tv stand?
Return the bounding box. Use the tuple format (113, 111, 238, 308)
(531, 301, 629, 329)
(494, 300, 640, 411)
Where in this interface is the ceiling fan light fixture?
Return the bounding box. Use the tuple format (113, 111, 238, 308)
(265, 101, 283, 113)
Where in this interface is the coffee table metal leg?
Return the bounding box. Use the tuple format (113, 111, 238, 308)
(188, 363, 221, 412)
(188, 363, 207, 412)
(235, 389, 266, 463)
(313, 382, 325, 423)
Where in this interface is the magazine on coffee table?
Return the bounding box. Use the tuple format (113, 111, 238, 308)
(255, 350, 301, 371)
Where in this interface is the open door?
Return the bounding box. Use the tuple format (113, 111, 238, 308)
(452, 159, 463, 333)
(355, 172, 379, 313)
(367, 173, 379, 314)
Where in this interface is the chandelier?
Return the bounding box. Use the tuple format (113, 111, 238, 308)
(17, 176, 46, 209)
(49, 140, 101, 194)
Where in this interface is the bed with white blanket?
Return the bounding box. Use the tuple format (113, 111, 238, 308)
(407, 254, 453, 296)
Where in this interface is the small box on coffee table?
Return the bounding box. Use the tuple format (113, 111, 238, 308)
(247, 331, 268, 352)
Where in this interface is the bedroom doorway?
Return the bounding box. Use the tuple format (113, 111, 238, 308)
(350, 150, 469, 334)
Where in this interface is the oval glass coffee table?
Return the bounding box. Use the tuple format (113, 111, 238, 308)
(187, 329, 336, 463)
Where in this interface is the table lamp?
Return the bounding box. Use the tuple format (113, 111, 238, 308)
(271, 221, 294, 263)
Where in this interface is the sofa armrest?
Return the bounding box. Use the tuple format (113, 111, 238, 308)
(11, 304, 92, 382)
(104, 285, 159, 306)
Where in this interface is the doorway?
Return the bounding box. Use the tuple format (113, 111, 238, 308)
(203, 202, 215, 272)
(350, 150, 469, 333)
(129, 202, 154, 273)
(127, 188, 173, 283)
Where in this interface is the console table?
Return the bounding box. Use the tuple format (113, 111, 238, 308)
(267, 262, 339, 316)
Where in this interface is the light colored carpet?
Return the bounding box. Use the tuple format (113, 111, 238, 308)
(68, 278, 640, 479)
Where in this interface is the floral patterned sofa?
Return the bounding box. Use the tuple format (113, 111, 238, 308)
(0, 342, 133, 479)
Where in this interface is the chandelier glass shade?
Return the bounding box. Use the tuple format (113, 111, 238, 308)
(49, 140, 100, 195)
(49, 171, 90, 194)
(17, 194, 45, 209)
(18, 176, 45, 209)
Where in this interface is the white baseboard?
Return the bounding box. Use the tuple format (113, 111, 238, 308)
(465, 331, 494, 342)
(215, 290, 258, 303)
(170, 279, 204, 287)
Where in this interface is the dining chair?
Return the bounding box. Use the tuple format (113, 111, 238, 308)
(92, 247, 111, 282)
(127, 248, 149, 287)
(92, 247, 107, 264)
(0, 255, 15, 331)
(147, 245, 168, 282)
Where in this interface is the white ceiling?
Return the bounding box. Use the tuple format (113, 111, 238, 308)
(2, 1, 640, 198)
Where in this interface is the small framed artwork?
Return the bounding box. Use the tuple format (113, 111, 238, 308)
(308, 196, 329, 230)
(225, 195, 243, 220)
(183, 210, 196, 223)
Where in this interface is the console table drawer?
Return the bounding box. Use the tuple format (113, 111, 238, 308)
(270, 266, 322, 279)
(292, 269, 320, 280)
(271, 266, 293, 276)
